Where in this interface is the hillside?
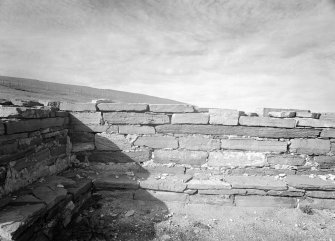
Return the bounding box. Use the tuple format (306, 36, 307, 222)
(0, 76, 183, 104)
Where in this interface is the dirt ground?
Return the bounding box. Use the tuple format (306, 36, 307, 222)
(60, 192, 335, 241)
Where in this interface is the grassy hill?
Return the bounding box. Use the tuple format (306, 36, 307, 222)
(0, 76, 183, 104)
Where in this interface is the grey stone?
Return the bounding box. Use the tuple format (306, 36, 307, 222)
(134, 136, 178, 149)
(119, 125, 155, 134)
(221, 139, 287, 153)
(268, 111, 296, 118)
(69, 112, 102, 125)
(134, 189, 188, 202)
(72, 143, 95, 152)
(140, 176, 187, 192)
(297, 118, 335, 128)
(179, 136, 220, 151)
(95, 133, 132, 151)
(149, 104, 194, 113)
(263, 108, 309, 117)
(290, 139, 330, 155)
(235, 196, 296, 208)
(104, 112, 169, 125)
(286, 176, 335, 190)
(189, 195, 233, 206)
(187, 179, 231, 190)
(153, 150, 208, 166)
(225, 176, 287, 190)
(171, 113, 209, 124)
(239, 116, 296, 128)
(97, 103, 148, 112)
(89, 150, 151, 163)
(59, 102, 96, 111)
(267, 155, 306, 166)
(208, 151, 266, 168)
(209, 109, 242, 125)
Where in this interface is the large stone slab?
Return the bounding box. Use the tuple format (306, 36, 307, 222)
(153, 150, 208, 166)
(239, 116, 296, 128)
(171, 113, 209, 124)
(89, 150, 151, 163)
(155, 125, 320, 138)
(296, 112, 320, 118)
(0, 106, 51, 118)
(198, 189, 247, 195)
(32, 186, 67, 210)
(0, 122, 4, 135)
(286, 176, 335, 190)
(69, 132, 95, 143)
(187, 179, 231, 190)
(139, 176, 187, 192)
(235, 196, 296, 208)
(207, 151, 266, 168)
(103, 112, 169, 125)
(97, 103, 148, 112)
(118, 125, 155, 134)
(267, 155, 305, 166)
(95, 133, 132, 151)
(94, 175, 139, 190)
(69, 112, 101, 125)
(263, 108, 309, 117)
(5, 118, 68, 134)
(134, 189, 188, 202)
(320, 129, 335, 138)
(299, 198, 335, 210)
(319, 112, 335, 121)
(225, 176, 287, 190)
(0, 204, 46, 240)
(149, 104, 194, 113)
(268, 111, 296, 118)
(314, 156, 335, 169)
(179, 136, 220, 151)
(297, 118, 335, 128)
(290, 139, 330, 155)
(267, 189, 305, 197)
(134, 136, 178, 149)
(189, 195, 233, 206)
(59, 102, 96, 112)
(10, 195, 44, 206)
(306, 191, 335, 199)
(209, 109, 241, 125)
(221, 139, 287, 153)
(71, 124, 117, 133)
(72, 143, 95, 152)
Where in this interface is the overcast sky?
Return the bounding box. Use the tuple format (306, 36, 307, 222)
(0, 0, 334, 111)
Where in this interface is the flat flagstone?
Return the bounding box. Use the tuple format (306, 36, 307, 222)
(224, 176, 287, 190)
(286, 175, 335, 190)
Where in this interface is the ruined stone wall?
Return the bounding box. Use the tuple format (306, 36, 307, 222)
(65, 102, 335, 209)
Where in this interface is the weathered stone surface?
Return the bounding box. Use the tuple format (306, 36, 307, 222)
(155, 125, 320, 138)
(263, 108, 309, 117)
(189, 195, 233, 206)
(246, 189, 267, 195)
(55, 111, 69, 117)
(149, 104, 195, 113)
(198, 189, 247, 195)
(94, 175, 139, 190)
(187, 179, 231, 190)
(140, 176, 187, 192)
(0, 204, 46, 240)
(297, 118, 335, 128)
(0, 106, 51, 118)
(5, 118, 67, 134)
(71, 124, 117, 133)
(235, 196, 296, 208)
(119, 125, 155, 134)
(286, 176, 335, 190)
(321, 129, 335, 138)
(332, 143, 335, 153)
(0, 196, 10, 209)
(299, 198, 335, 210)
(230, 168, 296, 176)
(171, 113, 209, 124)
(97, 190, 134, 200)
(0, 141, 18, 155)
(225, 176, 287, 190)
(67, 179, 92, 200)
(134, 136, 178, 149)
(10, 195, 44, 206)
(59, 102, 96, 112)
(267, 155, 305, 166)
(314, 156, 335, 169)
(319, 112, 335, 121)
(97, 103, 148, 112)
(0, 122, 4, 135)
(89, 150, 150, 163)
(306, 191, 335, 199)
(69, 112, 101, 125)
(239, 116, 296, 128)
(69, 132, 94, 143)
(95, 133, 131, 151)
(221, 139, 287, 153)
(296, 112, 320, 118)
(267, 189, 305, 197)
(32, 186, 67, 209)
(134, 189, 188, 202)
(290, 139, 330, 155)
(268, 111, 296, 118)
(179, 136, 220, 151)
(104, 112, 169, 125)
(209, 109, 241, 125)
(72, 142, 95, 152)
(208, 151, 266, 168)
(153, 150, 208, 166)
(139, 165, 185, 175)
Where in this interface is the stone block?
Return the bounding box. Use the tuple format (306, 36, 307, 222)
(0, 141, 18, 155)
(134, 136, 178, 149)
(306, 191, 335, 199)
(153, 150, 208, 166)
(268, 111, 296, 118)
(267, 155, 305, 166)
(171, 113, 209, 124)
(286, 176, 335, 190)
(155, 125, 320, 138)
(69, 132, 94, 143)
(187, 179, 231, 190)
(95, 133, 131, 151)
(320, 129, 335, 138)
(296, 112, 320, 118)
(50, 145, 66, 156)
(97, 103, 148, 112)
(332, 143, 335, 153)
(140, 165, 185, 175)
(69, 112, 102, 125)
(290, 139, 330, 155)
(89, 150, 150, 163)
(72, 143, 95, 152)
(119, 125, 155, 134)
(179, 136, 220, 151)
(103, 112, 169, 125)
(209, 109, 242, 125)
(198, 189, 247, 195)
(96, 190, 134, 200)
(0, 106, 51, 118)
(149, 104, 194, 113)
(299, 198, 335, 210)
(267, 189, 305, 197)
(32, 186, 67, 210)
(71, 124, 116, 133)
(263, 108, 309, 117)
(94, 175, 139, 190)
(235, 196, 296, 208)
(134, 189, 188, 202)
(67, 179, 92, 200)
(55, 111, 69, 117)
(59, 102, 96, 112)
(319, 112, 335, 121)
(10, 195, 44, 206)
(5, 118, 67, 134)
(239, 116, 296, 128)
(139, 176, 187, 192)
(314, 156, 335, 169)
(230, 168, 296, 176)
(207, 151, 266, 168)
(189, 194, 233, 205)
(221, 139, 287, 153)
(225, 176, 287, 190)
(246, 189, 267, 195)
(0, 122, 4, 135)
(297, 118, 335, 128)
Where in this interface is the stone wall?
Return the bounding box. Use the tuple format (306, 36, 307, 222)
(65, 103, 335, 209)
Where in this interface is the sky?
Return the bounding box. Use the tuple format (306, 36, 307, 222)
(0, 0, 335, 112)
